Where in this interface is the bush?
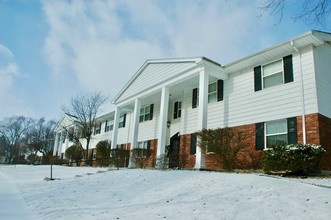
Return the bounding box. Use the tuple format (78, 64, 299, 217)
(197, 127, 248, 171)
(131, 148, 153, 168)
(96, 141, 111, 166)
(262, 144, 325, 175)
(65, 145, 85, 165)
(110, 148, 130, 168)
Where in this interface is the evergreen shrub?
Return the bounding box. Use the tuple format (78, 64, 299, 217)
(262, 144, 325, 175)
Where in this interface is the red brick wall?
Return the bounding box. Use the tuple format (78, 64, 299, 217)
(318, 114, 331, 169)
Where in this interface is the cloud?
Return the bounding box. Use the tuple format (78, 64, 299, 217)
(0, 44, 19, 95)
(0, 44, 31, 118)
(41, 0, 284, 103)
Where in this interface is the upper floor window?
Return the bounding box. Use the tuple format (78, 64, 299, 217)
(139, 104, 154, 122)
(192, 79, 224, 108)
(105, 119, 113, 132)
(208, 82, 217, 103)
(94, 123, 101, 135)
(263, 60, 283, 88)
(254, 55, 293, 91)
(174, 101, 182, 119)
(119, 114, 126, 128)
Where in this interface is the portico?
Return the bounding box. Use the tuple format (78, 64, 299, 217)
(112, 57, 227, 169)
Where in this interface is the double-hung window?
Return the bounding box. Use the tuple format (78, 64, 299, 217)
(139, 104, 154, 122)
(174, 101, 182, 119)
(119, 114, 126, 128)
(254, 55, 293, 91)
(265, 119, 288, 147)
(140, 106, 151, 122)
(208, 82, 217, 103)
(138, 141, 150, 157)
(192, 79, 223, 108)
(263, 60, 283, 88)
(105, 119, 113, 132)
(94, 123, 101, 135)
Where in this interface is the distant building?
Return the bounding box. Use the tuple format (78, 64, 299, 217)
(54, 30, 331, 169)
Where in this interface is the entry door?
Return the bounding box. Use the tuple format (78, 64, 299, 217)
(169, 132, 180, 168)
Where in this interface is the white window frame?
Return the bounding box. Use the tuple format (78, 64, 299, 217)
(105, 119, 114, 132)
(208, 81, 217, 103)
(139, 105, 151, 122)
(262, 59, 284, 89)
(119, 115, 125, 128)
(137, 141, 149, 157)
(94, 123, 101, 135)
(264, 119, 288, 148)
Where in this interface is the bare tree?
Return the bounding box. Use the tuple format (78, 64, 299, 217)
(62, 92, 107, 164)
(260, 0, 331, 27)
(24, 118, 57, 164)
(0, 116, 34, 164)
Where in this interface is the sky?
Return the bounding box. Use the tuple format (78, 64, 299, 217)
(0, 0, 330, 121)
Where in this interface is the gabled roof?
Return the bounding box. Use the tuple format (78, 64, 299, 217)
(113, 57, 221, 104)
(222, 30, 331, 73)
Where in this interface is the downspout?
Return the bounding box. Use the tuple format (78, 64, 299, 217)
(291, 41, 307, 144)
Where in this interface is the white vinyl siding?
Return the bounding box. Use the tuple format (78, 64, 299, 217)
(118, 62, 197, 103)
(208, 82, 217, 103)
(181, 46, 317, 135)
(314, 44, 331, 119)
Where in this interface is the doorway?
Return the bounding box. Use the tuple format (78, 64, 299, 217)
(168, 132, 180, 168)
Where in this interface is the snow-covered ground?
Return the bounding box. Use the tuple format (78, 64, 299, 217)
(0, 165, 330, 220)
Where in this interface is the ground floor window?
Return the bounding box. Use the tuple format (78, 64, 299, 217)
(265, 119, 288, 147)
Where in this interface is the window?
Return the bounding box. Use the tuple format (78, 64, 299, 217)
(119, 114, 126, 128)
(138, 141, 150, 157)
(174, 101, 182, 119)
(254, 55, 293, 91)
(265, 119, 288, 147)
(208, 82, 217, 103)
(192, 80, 224, 108)
(105, 119, 113, 132)
(263, 60, 283, 88)
(140, 106, 151, 122)
(255, 117, 297, 150)
(139, 104, 154, 122)
(94, 123, 101, 135)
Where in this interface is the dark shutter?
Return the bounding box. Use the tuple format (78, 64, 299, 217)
(283, 55, 294, 83)
(174, 101, 178, 119)
(149, 104, 154, 120)
(122, 114, 126, 128)
(287, 117, 297, 144)
(190, 133, 197, 155)
(255, 122, 264, 150)
(217, 79, 224, 101)
(147, 140, 151, 150)
(192, 88, 198, 108)
(254, 66, 262, 91)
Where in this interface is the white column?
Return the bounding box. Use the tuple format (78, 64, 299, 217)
(128, 99, 141, 168)
(111, 107, 121, 149)
(156, 87, 169, 166)
(53, 133, 60, 156)
(195, 69, 209, 169)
